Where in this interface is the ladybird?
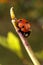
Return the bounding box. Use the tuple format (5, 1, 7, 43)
(17, 19, 31, 37)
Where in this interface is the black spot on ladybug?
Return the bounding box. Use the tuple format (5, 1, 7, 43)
(26, 22, 28, 23)
(18, 19, 22, 23)
(22, 26, 24, 28)
(20, 20, 22, 21)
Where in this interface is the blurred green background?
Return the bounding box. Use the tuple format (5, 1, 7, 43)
(0, 0, 43, 65)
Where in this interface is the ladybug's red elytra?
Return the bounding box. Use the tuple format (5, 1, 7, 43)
(16, 18, 31, 37)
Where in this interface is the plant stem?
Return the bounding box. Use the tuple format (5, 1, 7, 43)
(11, 19, 41, 65)
(10, 7, 41, 65)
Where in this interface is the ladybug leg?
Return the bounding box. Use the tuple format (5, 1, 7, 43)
(18, 29, 21, 32)
(18, 30, 25, 36)
(28, 31, 31, 36)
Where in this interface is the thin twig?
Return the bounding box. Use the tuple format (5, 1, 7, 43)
(10, 7, 41, 65)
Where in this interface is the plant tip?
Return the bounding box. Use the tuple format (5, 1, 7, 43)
(10, 7, 15, 19)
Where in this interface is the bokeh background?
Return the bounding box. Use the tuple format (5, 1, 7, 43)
(0, 0, 43, 65)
